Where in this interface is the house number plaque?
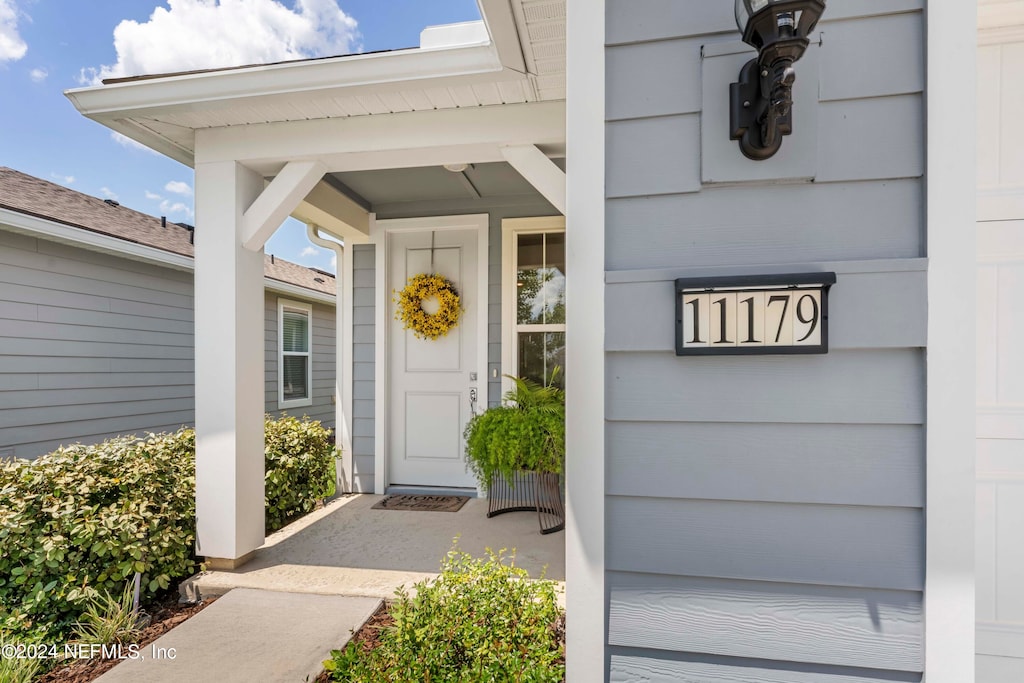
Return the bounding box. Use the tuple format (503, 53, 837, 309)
(675, 272, 836, 356)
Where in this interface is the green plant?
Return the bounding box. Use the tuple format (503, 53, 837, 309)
(0, 415, 336, 642)
(73, 578, 142, 646)
(0, 429, 196, 641)
(264, 414, 337, 532)
(463, 370, 565, 490)
(324, 543, 564, 682)
(0, 630, 42, 683)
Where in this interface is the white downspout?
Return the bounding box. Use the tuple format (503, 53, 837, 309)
(305, 223, 355, 493)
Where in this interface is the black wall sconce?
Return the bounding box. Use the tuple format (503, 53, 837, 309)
(730, 0, 825, 160)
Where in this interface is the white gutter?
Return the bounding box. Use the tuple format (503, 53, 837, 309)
(306, 224, 354, 492)
(262, 278, 335, 306)
(0, 206, 194, 271)
(0, 206, 335, 305)
(65, 43, 503, 118)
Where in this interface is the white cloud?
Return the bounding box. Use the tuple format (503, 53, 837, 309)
(300, 245, 320, 257)
(0, 0, 27, 63)
(100, 187, 119, 200)
(144, 190, 163, 201)
(111, 131, 159, 154)
(330, 252, 337, 269)
(50, 172, 75, 185)
(160, 199, 193, 218)
(29, 67, 47, 82)
(164, 180, 192, 196)
(81, 0, 359, 85)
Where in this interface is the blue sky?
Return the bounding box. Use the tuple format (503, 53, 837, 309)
(0, 0, 480, 274)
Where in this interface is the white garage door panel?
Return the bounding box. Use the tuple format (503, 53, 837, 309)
(977, 20, 1024, 682)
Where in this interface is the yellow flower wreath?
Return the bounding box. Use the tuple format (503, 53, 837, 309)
(393, 273, 462, 340)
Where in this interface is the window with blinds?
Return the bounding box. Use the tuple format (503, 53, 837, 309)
(278, 300, 312, 408)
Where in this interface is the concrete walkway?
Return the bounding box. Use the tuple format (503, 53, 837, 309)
(183, 493, 565, 601)
(95, 588, 379, 683)
(97, 493, 564, 681)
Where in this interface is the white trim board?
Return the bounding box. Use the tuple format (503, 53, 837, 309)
(263, 279, 335, 305)
(371, 214, 489, 496)
(564, 0, 606, 679)
(276, 298, 314, 411)
(192, 101, 566, 169)
(926, 1, 978, 680)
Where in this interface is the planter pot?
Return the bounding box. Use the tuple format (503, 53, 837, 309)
(486, 469, 565, 535)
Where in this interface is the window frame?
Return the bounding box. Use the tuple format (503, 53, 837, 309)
(500, 216, 567, 396)
(277, 298, 314, 410)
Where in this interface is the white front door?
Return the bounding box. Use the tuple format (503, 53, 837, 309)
(387, 223, 482, 489)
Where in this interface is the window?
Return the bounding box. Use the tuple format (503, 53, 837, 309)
(502, 218, 566, 390)
(278, 299, 313, 409)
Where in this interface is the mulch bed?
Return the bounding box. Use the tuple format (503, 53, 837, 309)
(36, 595, 217, 683)
(313, 600, 394, 683)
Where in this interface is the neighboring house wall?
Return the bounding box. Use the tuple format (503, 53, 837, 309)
(603, 2, 925, 681)
(348, 200, 556, 492)
(262, 291, 336, 426)
(0, 227, 335, 460)
(0, 228, 195, 460)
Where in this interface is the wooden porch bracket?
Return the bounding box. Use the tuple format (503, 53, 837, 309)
(500, 144, 566, 215)
(241, 160, 326, 251)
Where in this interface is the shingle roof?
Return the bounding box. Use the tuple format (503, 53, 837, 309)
(0, 167, 334, 297)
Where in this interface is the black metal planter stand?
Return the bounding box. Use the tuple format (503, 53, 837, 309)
(486, 470, 565, 535)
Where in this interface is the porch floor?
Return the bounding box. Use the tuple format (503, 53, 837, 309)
(181, 493, 566, 602)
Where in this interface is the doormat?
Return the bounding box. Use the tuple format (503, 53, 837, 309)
(372, 494, 470, 512)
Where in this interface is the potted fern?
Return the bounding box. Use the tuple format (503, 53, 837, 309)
(463, 369, 565, 533)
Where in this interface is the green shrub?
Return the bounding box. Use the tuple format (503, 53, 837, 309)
(0, 415, 336, 642)
(464, 373, 565, 491)
(264, 414, 336, 532)
(0, 430, 195, 641)
(324, 544, 564, 682)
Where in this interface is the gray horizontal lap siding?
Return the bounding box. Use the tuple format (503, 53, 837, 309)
(263, 291, 336, 430)
(351, 244, 375, 492)
(604, 2, 925, 681)
(0, 227, 336, 461)
(0, 228, 196, 459)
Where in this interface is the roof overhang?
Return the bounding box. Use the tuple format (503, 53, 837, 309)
(64, 1, 565, 169)
(67, 43, 515, 167)
(0, 206, 336, 304)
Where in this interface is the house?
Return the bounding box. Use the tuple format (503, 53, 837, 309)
(0, 167, 337, 460)
(61, 1, 1023, 681)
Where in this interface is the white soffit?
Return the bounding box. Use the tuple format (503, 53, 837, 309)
(65, 0, 566, 167)
(511, 0, 567, 100)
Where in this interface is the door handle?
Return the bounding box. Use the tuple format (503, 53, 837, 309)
(469, 387, 478, 415)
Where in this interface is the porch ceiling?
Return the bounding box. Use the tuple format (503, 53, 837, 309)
(330, 159, 564, 209)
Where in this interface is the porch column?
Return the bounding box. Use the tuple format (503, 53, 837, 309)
(194, 160, 266, 567)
